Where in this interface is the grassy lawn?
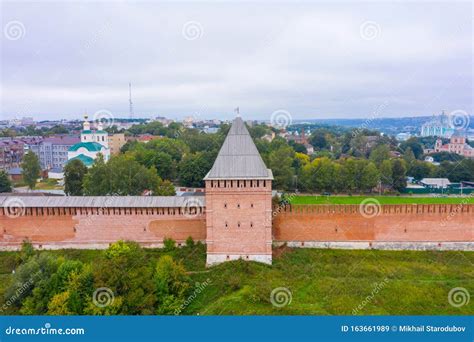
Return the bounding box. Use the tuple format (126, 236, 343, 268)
(290, 195, 474, 205)
(35, 179, 63, 190)
(1, 246, 472, 315)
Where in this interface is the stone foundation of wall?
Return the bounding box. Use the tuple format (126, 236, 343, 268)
(206, 253, 272, 266)
(276, 241, 474, 251)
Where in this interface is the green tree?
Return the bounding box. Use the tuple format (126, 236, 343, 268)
(340, 158, 358, 193)
(379, 159, 393, 187)
(82, 155, 109, 195)
(155, 179, 176, 196)
(0, 170, 12, 192)
(369, 144, 391, 167)
(47, 291, 72, 315)
(408, 160, 434, 180)
(145, 138, 189, 162)
(83, 154, 165, 196)
(21, 151, 41, 189)
(178, 152, 214, 187)
(301, 157, 336, 192)
(131, 149, 176, 181)
(64, 159, 88, 195)
(93, 241, 156, 315)
(391, 159, 407, 192)
(267, 145, 295, 190)
(400, 138, 423, 159)
(154, 255, 190, 314)
(309, 129, 328, 149)
(6, 253, 62, 314)
(403, 147, 416, 168)
(360, 162, 380, 192)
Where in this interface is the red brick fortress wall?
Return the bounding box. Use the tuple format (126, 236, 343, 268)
(273, 204, 474, 250)
(0, 206, 206, 250)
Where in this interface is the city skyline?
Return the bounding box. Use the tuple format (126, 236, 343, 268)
(1, 2, 472, 121)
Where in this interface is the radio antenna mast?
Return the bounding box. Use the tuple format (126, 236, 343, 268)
(129, 82, 134, 118)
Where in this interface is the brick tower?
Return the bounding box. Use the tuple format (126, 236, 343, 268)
(204, 116, 273, 265)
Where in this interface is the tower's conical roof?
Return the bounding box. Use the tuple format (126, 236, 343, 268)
(204, 117, 273, 180)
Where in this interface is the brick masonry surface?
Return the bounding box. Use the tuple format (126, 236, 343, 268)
(205, 179, 273, 265)
(0, 203, 472, 253)
(0, 206, 206, 250)
(273, 204, 474, 247)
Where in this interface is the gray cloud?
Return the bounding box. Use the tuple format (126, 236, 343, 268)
(0, 1, 472, 121)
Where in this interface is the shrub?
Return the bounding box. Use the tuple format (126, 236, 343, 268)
(185, 236, 195, 248)
(163, 238, 176, 252)
(19, 240, 35, 263)
(154, 255, 190, 314)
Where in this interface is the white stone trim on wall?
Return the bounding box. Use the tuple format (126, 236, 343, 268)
(206, 253, 272, 266)
(0, 240, 207, 251)
(278, 241, 474, 251)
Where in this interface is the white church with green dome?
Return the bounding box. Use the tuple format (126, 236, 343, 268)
(67, 115, 110, 167)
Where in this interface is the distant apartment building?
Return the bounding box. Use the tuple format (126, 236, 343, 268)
(420, 111, 455, 138)
(0, 139, 25, 171)
(154, 116, 174, 127)
(183, 116, 194, 127)
(21, 117, 35, 126)
(108, 133, 126, 155)
(29, 135, 80, 170)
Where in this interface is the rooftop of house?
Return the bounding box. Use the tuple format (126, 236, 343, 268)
(67, 154, 95, 167)
(204, 116, 273, 180)
(419, 178, 451, 187)
(7, 167, 22, 175)
(41, 136, 80, 145)
(69, 142, 105, 152)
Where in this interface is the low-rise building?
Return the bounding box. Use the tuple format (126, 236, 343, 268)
(419, 178, 451, 189)
(7, 167, 23, 182)
(430, 133, 474, 158)
(108, 133, 126, 155)
(0, 139, 24, 171)
(29, 135, 80, 171)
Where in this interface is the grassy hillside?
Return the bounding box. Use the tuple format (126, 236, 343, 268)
(290, 195, 473, 205)
(1, 246, 472, 315)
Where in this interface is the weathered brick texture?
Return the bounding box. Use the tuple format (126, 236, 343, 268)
(205, 179, 273, 265)
(0, 203, 472, 253)
(0, 207, 206, 250)
(273, 204, 474, 244)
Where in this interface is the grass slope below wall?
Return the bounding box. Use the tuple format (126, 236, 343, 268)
(0, 246, 472, 315)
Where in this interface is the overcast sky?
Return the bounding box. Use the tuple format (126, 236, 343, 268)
(0, 1, 472, 121)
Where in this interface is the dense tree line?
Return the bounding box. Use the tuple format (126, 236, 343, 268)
(2, 241, 194, 315)
(65, 155, 175, 196)
(35, 119, 474, 194)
